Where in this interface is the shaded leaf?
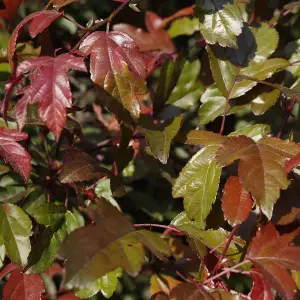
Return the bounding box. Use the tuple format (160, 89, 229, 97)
(160, 60, 204, 119)
(79, 31, 148, 120)
(60, 200, 170, 288)
(150, 274, 181, 296)
(113, 12, 175, 54)
(186, 130, 225, 146)
(59, 150, 110, 184)
(52, 0, 79, 9)
(195, 0, 243, 48)
(0, 128, 31, 181)
(172, 145, 221, 228)
(3, 270, 44, 300)
(284, 2, 300, 10)
(0, 0, 23, 19)
(27, 211, 81, 274)
(247, 223, 300, 300)
(75, 268, 122, 299)
(0, 203, 32, 266)
(251, 89, 280, 115)
(229, 124, 271, 141)
(221, 176, 253, 226)
(216, 136, 300, 218)
(140, 116, 182, 164)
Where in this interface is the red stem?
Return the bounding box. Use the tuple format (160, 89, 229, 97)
(210, 225, 239, 276)
(277, 97, 296, 138)
(0, 263, 19, 281)
(133, 223, 183, 234)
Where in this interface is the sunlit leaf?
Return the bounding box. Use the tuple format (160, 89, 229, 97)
(168, 18, 199, 38)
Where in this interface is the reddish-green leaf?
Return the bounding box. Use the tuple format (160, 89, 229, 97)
(8, 10, 62, 71)
(113, 12, 175, 54)
(249, 271, 274, 300)
(3, 270, 44, 300)
(15, 54, 87, 140)
(59, 150, 110, 184)
(79, 31, 148, 120)
(0, 0, 23, 19)
(221, 176, 253, 226)
(0, 128, 31, 181)
(247, 223, 300, 300)
(216, 136, 300, 219)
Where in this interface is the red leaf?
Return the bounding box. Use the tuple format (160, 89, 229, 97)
(15, 54, 87, 140)
(249, 271, 274, 300)
(79, 31, 148, 119)
(221, 176, 253, 226)
(0, 0, 23, 20)
(58, 293, 80, 300)
(3, 270, 44, 300)
(247, 223, 300, 300)
(284, 153, 300, 174)
(113, 12, 175, 54)
(8, 10, 62, 72)
(0, 128, 31, 181)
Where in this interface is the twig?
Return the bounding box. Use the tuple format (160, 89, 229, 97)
(62, 14, 86, 31)
(210, 226, 239, 276)
(219, 99, 229, 135)
(277, 97, 296, 138)
(69, 183, 98, 203)
(202, 260, 250, 285)
(133, 223, 183, 234)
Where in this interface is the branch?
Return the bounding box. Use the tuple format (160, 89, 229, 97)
(133, 223, 184, 235)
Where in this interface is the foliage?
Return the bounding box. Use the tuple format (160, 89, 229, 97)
(0, 0, 300, 299)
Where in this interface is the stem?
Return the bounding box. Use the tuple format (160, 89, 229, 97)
(277, 97, 296, 138)
(133, 224, 183, 234)
(210, 226, 239, 276)
(62, 15, 86, 31)
(202, 260, 250, 285)
(69, 183, 98, 203)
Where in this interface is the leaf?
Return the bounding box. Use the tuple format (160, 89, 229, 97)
(221, 176, 253, 226)
(170, 283, 248, 299)
(3, 270, 44, 300)
(139, 116, 182, 164)
(150, 274, 181, 296)
(168, 18, 199, 38)
(52, 0, 79, 9)
(171, 213, 244, 262)
(249, 271, 274, 300)
(172, 145, 221, 228)
(229, 124, 271, 141)
(113, 12, 175, 54)
(8, 10, 62, 70)
(59, 149, 110, 184)
(27, 211, 81, 274)
(79, 31, 148, 120)
(247, 223, 300, 300)
(216, 136, 300, 218)
(251, 89, 280, 116)
(60, 200, 170, 288)
(0, 0, 23, 19)
(0, 186, 27, 204)
(0, 128, 31, 181)
(75, 268, 122, 299)
(0, 203, 32, 266)
(284, 1, 300, 10)
(198, 84, 243, 125)
(185, 130, 225, 146)
(154, 55, 186, 115)
(15, 54, 87, 140)
(195, 0, 243, 48)
(159, 60, 204, 119)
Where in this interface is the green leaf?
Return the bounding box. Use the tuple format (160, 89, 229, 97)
(0, 203, 32, 266)
(173, 145, 221, 228)
(172, 214, 244, 262)
(75, 268, 122, 299)
(198, 84, 243, 125)
(95, 179, 121, 210)
(59, 149, 110, 184)
(140, 116, 182, 164)
(229, 124, 271, 141)
(27, 211, 81, 274)
(251, 89, 280, 115)
(154, 55, 186, 115)
(195, 0, 243, 48)
(60, 200, 170, 289)
(0, 245, 5, 268)
(168, 18, 199, 38)
(159, 60, 204, 119)
(0, 186, 26, 204)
